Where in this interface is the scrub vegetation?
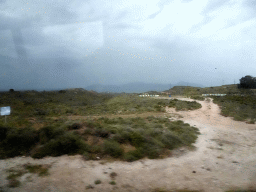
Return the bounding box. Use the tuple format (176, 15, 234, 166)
(5, 164, 51, 188)
(212, 95, 256, 124)
(0, 116, 200, 161)
(169, 99, 202, 111)
(0, 89, 201, 161)
(190, 95, 205, 101)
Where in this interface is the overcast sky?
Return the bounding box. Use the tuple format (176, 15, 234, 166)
(0, 0, 256, 91)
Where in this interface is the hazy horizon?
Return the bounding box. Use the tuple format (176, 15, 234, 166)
(1, 0, 255, 91)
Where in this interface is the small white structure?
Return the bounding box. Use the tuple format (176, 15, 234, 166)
(202, 94, 226, 97)
(139, 94, 160, 97)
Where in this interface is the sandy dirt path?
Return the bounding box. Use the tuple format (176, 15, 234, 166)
(0, 98, 256, 192)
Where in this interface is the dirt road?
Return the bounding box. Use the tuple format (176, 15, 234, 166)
(0, 98, 256, 192)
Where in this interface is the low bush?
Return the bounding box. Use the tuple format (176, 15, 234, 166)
(94, 180, 101, 185)
(233, 115, 245, 121)
(191, 95, 205, 101)
(130, 131, 146, 147)
(142, 144, 162, 159)
(38, 126, 65, 144)
(248, 120, 255, 124)
(213, 95, 256, 123)
(112, 132, 128, 144)
(109, 181, 116, 185)
(34, 108, 48, 116)
(94, 128, 111, 138)
(103, 140, 124, 158)
(8, 179, 21, 188)
(1, 127, 39, 158)
(1, 115, 200, 161)
(24, 164, 50, 176)
(169, 100, 202, 111)
(32, 132, 89, 158)
(68, 123, 82, 130)
(123, 148, 144, 162)
(0, 126, 8, 140)
(89, 145, 102, 153)
(159, 133, 183, 149)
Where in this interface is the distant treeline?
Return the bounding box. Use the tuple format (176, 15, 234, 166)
(238, 75, 256, 89)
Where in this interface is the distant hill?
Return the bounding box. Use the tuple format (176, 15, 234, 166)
(84, 82, 206, 93)
(165, 84, 240, 95)
(120, 82, 172, 93)
(172, 81, 205, 88)
(85, 84, 123, 93)
(85, 82, 172, 93)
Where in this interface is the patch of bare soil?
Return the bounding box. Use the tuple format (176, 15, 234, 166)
(0, 98, 256, 192)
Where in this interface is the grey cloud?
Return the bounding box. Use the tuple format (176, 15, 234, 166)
(201, 0, 231, 14)
(243, 0, 256, 9)
(158, 0, 173, 7)
(182, 0, 193, 2)
(191, 0, 255, 33)
(147, 0, 172, 19)
(190, 15, 214, 33)
(151, 36, 194, 54)
(1, 0, 255, 91)
(148, 9, 163, 19)
(39, 6, 77, 27)
(115, 10, 129, 20)
(242, 0, 256, 16)
(0, 3, 77, 31)
(11, 29, 28, 61)
(0, 13, 35, 30)
(223, 16, 254, 30)
(106, 23, 140, 29)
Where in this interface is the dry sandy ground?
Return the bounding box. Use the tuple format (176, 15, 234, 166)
(0, 98, 256, 192)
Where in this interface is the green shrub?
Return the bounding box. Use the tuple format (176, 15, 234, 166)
(83, 128, 93, 135)
(146, 128, 163, 137)
(109, 181, 116, 185)
(160, 133, 183, 149)
(8, 179, 21, 188)
(179, 132, 198, 145)
(233, 115, 245, 121)
(6, 170, 25, 180)
(191, 95, 205, 101)
(123, 148, 144, 162)
(38, 126, 65, 144)
(32, 133, 89, 158)
(94, 180, 101, 184)
(89, 145, 102, 153)
(130, 131, 145, 147)
(213, 95, 256, 123)
(68, 123, 82, 130)
(34, 108, 48, 116)
(103, 140, 124, 158)
(113, 130, 132, 144)
(2, 127, 39, 157)
(142, 144, 162, 159)
(94, 128, 111, 138)
(169, 100, 202, 111)
(24, 164, 50, 176)
(248, 120, 255, 124)
(146, 115, 155, 121)
(0, 126, 8, 140)
(82, 151, 90, 160)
